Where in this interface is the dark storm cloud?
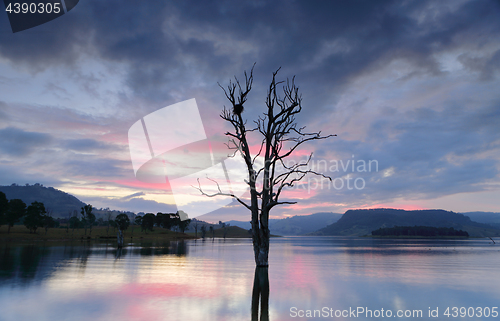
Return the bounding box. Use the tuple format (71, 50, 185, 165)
(0, 127, 53, 156)
(62, 156, 130, 178)
(2, 0, 499, 100)
(458, 49, 500, 81)
(308, 100, 500, 205)
(1, 0, 499, 215)
(0, 6, 88, 69)
(61, 138, 124, 153)
(384, 106, 500, 161)
(0, 165, 64, 187)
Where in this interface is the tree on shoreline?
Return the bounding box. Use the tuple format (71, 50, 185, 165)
(134, 215, 142, 234)
(66, 211, 72, 233)
(80, 204, 95, 236)
(198, 66, 334, 266)
(209, 226, 214, 239)
(24, 201, 46, 233)
(200, 225, 206, 239)
(115, 214, 130, 248)
(141, 213, 155, 233)
(178, 217, 191, 233)
(6, 199, 27, 233)
(0, 192, 7, 228)
(69, 210, 80, 234)
(193, 219, 199, 238)
(106, 211, 112, 235)
(43, 208, 57, 235)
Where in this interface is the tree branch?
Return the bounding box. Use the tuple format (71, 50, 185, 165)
(193, 178, 251, 211)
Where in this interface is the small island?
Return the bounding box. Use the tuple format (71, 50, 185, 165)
(371, 226, 469, 238)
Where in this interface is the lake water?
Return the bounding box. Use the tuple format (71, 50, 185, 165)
(1, 237, 499, 321)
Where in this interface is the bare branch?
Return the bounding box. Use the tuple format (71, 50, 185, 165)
(193, 178, 251, 211)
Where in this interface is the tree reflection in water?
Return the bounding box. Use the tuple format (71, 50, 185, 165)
(251, 266, 269, 321)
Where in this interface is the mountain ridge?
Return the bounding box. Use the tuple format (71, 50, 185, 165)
(2, 184, 500, 237)
(0, 184, 86, 218)
(227, 212, 343, 236)
(313, 208, 500, 237)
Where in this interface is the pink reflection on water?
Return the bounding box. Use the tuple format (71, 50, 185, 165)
(281, 254, 321, 288)
(116, 283, 217, 298)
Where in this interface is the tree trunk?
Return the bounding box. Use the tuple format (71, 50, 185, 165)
(251, 266, 269, 321)
(250, 197, 269, 266)
(7, 225, 11, 233)
(254, 239, 269, 266)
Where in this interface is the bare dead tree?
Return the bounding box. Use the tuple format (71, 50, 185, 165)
(67, 210, 71, 233)
(106, 211, 112, 235)
(72, 209, 78, 235)
(193, 219, 199, 238)
(196, 66, 335, 266)
(44, 208, 53, 235)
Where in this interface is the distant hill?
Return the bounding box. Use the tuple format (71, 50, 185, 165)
(461, 212, 500, 228)
(0, 184, 86, 218)
(214, 226, 252, 238)
(268, 212, 342, 236)
(204, 226, 252, 238)
(226, 212, 342, 236)
(186, 225, 280, 238)
(314, 208, 500, 238)
(184, 218, 227, 233)
(225, 220, 251, 230)
(225, 219, 280, 231)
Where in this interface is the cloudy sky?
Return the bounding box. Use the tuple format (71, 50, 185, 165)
(0, 0, 499, 221)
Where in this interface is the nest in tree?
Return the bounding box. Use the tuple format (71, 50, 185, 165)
(233, 103, 244, 115)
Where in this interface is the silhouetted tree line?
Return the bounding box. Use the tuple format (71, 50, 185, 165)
(372, 225, 469, 237)
(0, 192, 112, 236)
(134, 212, 191, 234)
(1, 191, 191, 237)
(0, 191, 58, 234)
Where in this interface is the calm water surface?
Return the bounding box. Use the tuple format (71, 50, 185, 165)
(1, 237, 499, 321)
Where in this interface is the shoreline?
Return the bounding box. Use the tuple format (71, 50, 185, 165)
(0, 225, 197, 243)
(365, 235, 470, 239)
